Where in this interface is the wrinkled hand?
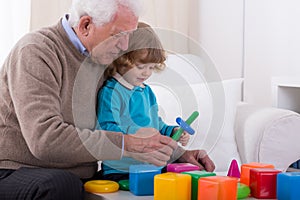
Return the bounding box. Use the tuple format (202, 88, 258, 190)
(177, 149, 215, 172)
(178, 131, 190, 146)
(123, 128, 178, 166)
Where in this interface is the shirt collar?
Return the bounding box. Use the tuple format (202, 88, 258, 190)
(113, 73, 145, 91)
(62, 14, 89, 57)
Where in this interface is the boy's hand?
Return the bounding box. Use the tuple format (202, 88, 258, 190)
(173, 127, 190, 146)
(179, 131, 190, 146)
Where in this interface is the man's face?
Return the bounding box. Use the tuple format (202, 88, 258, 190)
(88, 6, 138, 65)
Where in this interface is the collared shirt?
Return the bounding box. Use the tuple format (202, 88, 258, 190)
(61, 14, 89, 57)
(113, 73, 145, 90)
(98, 73, 173, 135)
(62, 14, 125, 157)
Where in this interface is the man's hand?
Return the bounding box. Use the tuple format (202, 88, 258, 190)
(123, 128, 178, 166)
(177, 149, 215, 172)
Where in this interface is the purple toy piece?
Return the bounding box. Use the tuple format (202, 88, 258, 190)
(227, 159, 241, 178)
(167, 163, 200, 173)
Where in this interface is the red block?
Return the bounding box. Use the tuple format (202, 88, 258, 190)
(250, 168, 281, 199)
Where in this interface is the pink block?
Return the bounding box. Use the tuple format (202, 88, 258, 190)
(167, 163, 200, 173)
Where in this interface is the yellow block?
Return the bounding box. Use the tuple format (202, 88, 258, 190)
(154, 172, 191, 200)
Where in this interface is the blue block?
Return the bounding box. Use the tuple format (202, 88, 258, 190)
(129, 164, 162, 196)
(277, 172, 300, 200)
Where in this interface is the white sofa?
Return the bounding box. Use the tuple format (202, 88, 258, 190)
(235, 102, 300, 172)
(147, 54, 300, 174)
(86, 54, 300, 200)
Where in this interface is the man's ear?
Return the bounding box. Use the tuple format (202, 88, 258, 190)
(77, 15, 93, 37)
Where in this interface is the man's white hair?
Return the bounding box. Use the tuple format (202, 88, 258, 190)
(68, 0, 142, 27)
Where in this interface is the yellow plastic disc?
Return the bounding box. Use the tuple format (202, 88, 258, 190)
(84, 180, 119, 193)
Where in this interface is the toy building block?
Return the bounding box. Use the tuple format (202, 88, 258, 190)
(240, 162, 274, 186)
(182, 170, 216, 200)
(227, 159, 241, 178)
(198, 176, 238, 200)
(277, 172, 300, 200)
(154, 172, 191, 200)
(129, 164, 161, 196)
(167, 163, 200, 173)
(250, 168, 281, 199)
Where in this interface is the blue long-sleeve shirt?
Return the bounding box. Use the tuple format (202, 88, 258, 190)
(96, 74, 176, 175)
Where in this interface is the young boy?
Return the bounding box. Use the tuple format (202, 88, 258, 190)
(96, 22, 190, 181)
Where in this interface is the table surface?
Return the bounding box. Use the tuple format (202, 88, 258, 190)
(85, 190, 276, 200)
(84, 171, 278, 200)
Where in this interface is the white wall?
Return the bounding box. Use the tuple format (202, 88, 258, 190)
(0, 0, 31, 67)
(244, 0, 300, 106)
(196, 0, 244, 80)
(30, 0, 71, 31)
(141, 0, 244, 80)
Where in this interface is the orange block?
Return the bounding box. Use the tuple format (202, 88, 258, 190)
(198, 176, 238, 200)
(240, 162, 274, 186)
(154, 172, 191, 200)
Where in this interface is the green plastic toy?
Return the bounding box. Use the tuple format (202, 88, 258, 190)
(237, 182, 251, 199)
(171, 111, 199, 141)
(118, 179, 130, 191)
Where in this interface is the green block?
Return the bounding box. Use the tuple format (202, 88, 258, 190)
(182, 170, 216, 200)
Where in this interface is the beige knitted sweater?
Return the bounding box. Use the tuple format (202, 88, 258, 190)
(0, 20, 185, 179)
(0, 20, 124, 178)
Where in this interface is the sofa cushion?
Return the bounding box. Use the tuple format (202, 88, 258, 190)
(205, 78, 243, 172)
(235, 103, 300, 171)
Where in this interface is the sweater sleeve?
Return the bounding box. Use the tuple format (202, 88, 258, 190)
(7, 43, 123, 163)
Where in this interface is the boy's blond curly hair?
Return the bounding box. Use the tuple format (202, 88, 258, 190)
(104, 22, 166, 79)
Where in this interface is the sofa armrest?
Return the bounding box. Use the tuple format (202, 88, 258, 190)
(235, 102, 300, 171)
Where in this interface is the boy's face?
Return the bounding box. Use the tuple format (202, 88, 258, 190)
(121, 62, 156, 87)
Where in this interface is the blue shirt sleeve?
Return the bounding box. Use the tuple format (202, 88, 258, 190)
(158, 117, 177, 137)
(96, 79, 142, 134)
(96, 84, 124, 133)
